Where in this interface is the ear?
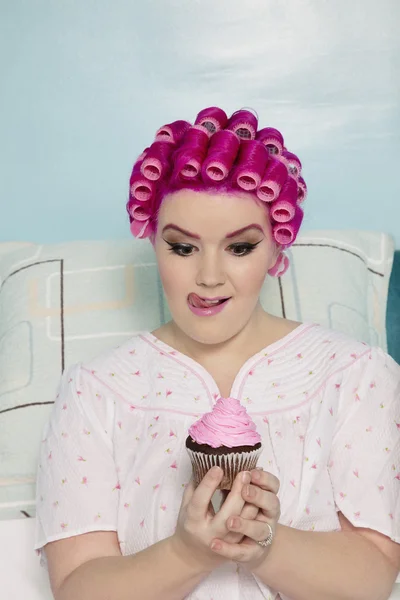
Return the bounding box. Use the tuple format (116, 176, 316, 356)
(268, 249, 289, 277)
(267, 241, 281, 272)
(271, 242, 281, 264)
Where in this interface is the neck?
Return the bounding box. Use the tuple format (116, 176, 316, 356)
(167, 304, 278, 364)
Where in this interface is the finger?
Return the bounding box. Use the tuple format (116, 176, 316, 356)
(223, 529, 244, 544)
(187, 466, 223, 520)
(242, 485, 280, 519)
(213, 471, 250, 528)
(180, 480, 195, 509)
(224, 502, 258, 544)
(250, 469, 280, 494)
(240, 501, 259, 521)
(227, 515, 274, 543)
(210, 538, 258, 563)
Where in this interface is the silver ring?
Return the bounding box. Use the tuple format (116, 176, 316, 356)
(257, 523, 274, 547)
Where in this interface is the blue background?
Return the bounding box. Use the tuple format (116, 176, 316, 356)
(0, 0, 399, 245)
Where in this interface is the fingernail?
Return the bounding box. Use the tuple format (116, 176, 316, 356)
(252, 470, 261, 481)
(210, 466, 222, 478)
(241, 471, 250, 483)
(229, 517, 240, 529)
(246, 485, 255, 497)
(211, 541, 220, 551)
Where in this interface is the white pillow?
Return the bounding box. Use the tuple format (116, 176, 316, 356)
(0, 518, 53, 600)
(0, 230, 394, 524)
(260, 230, 394, 350)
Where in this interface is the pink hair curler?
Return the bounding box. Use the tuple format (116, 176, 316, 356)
(269, 177, 298, 222)
(273, 206, 304, 246)
(268, 251, 290, 277)
(202, 129, 240, 182)
(256, 157, 288, 202)
(234, 140, 269, 191)
(256, 127, 284, 156)
(226, 109, 258, 140)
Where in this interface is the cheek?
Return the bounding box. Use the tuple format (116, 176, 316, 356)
(245, 269, 268, 294)
(157, 257, 188, 298)
(157, 260, 174, 290)
(234, 257, 270, 293)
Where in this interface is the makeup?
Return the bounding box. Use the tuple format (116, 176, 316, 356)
(187, 293, 231, 317)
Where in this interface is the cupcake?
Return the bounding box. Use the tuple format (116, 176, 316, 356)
(186, 397, 262, 490)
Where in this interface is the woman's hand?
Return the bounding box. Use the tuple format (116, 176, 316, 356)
(223, 497, 259, 544)
(171, 466, 256, 571)
(209, 468, 281, 570)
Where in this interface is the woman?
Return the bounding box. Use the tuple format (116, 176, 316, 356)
(34, 107, 400, 600)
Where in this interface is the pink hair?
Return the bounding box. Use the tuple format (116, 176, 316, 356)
(126, 107, 307, 273)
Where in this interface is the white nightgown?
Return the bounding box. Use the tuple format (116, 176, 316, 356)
(34, 323, 400, 599)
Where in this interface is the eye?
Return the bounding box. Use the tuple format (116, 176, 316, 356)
(228, 242, 261, 256)
(166, 242, 196, 257)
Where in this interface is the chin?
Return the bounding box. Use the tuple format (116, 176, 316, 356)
(175, 317, 246, 346)
(168, 299, 259, 345)
(187, 327, 233, 346)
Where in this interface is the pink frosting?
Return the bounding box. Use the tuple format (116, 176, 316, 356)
(188, 397, 262, 449)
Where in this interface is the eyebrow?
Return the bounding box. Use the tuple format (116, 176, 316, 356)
(225, 225, 265, 238)
(161, 224, 265, 239)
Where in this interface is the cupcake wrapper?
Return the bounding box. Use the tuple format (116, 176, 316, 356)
(186, 446, 262, 490)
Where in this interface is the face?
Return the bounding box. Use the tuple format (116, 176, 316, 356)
(154, 189, 279, 346)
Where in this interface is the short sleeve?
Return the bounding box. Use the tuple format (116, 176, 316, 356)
(34, 364, 119, 570)
(328, 347, 400, 549)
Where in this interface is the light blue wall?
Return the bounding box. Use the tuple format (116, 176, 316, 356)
(1, 0, 399, 245)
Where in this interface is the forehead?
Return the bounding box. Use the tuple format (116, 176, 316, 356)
(158, 189, 270, 235)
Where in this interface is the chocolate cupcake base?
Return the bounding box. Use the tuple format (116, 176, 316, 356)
(186, 437, 262, 490)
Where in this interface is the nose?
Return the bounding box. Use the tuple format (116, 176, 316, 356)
(196, 251, 226, 289)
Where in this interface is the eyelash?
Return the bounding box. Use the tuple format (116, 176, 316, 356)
(165, 241, 262, 257)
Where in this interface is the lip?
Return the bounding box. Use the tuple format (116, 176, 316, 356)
(187, 296, 231, 317)
(198, 296, 230, 301)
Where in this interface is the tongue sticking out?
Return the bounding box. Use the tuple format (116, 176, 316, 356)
(188, 293, 226, 309)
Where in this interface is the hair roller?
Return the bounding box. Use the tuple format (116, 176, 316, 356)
(130, 156, 144, 176)
(194, 106, 228, 136)
(226, 109, 258, 140)
(172, 127, 209, 180)
(127, 201, 152, 221)
(130, 218, 153, 239)
(129, 159, 155, 203)
(140, 141, 175, 181)
(273, 205, 304, 246)
(130, 172, 154, 203)
(155, 120, 191, 144)
(281, 150, 302, 179)
(233, 140, 269, 191)
(268, 251, 290, 277)
(269, 177, 298, 222)
(256, 157, 288, 203)
(127, 106, 307, 251)
(126, 197, 153, 238)
(137, 147, 149, 162)
(201, 129, 240, 183)
(256, 127, 284, 156)
(297, 176, 308, 204)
